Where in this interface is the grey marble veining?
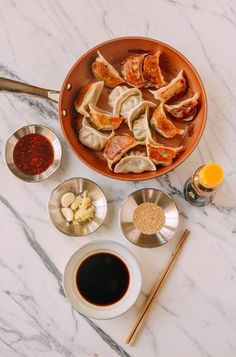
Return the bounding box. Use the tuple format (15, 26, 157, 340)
(0, 1, 236, 356)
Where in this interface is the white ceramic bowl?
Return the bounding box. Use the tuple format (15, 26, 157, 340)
(63, 240, 142, 319)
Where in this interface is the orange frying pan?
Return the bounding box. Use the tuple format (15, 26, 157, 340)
(0, 37, 207, 181)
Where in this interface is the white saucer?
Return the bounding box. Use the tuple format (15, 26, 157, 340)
(63, 240, 142, 319)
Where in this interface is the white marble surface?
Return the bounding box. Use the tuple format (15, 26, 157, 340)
(0, 1, 236, 356)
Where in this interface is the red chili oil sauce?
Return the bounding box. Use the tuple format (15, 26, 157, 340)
(13, 133, 54, 175)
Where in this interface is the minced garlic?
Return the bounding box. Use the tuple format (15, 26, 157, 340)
(61, 191, 95, 225)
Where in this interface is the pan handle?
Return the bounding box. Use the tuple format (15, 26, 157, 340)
(0, 77, 60, 102)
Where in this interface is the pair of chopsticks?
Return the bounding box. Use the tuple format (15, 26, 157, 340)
(126, 229, 190, 346)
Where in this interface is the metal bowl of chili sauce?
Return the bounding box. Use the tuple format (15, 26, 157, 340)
(5, 125, 62, 182)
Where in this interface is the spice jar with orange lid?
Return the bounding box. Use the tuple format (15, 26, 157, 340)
(184, 163, 224, 206)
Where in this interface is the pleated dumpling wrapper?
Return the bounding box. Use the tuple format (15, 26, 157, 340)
(109, 86, 142, 123)
(114, 151, 156, 173)
(165, 92, 200, 121)
(79, 117, 114, 151)
(108, 85, 129, 108)
(143, 51, 167, 88)
(88, 104, 124, 131)
(122, 53, 146, 88)
(150, 70, 187, 102)
(128, 101, 156, 144)
(74, 81, 104, 117)
(103, 134, 137, 170)
(150, 102, 185, 138)
(147, 142, 183, 166)
(92, 51, 125, 88)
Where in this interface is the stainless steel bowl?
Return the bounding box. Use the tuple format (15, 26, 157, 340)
(119, 188, 179, 248)
(48, 177, 107, 237)
(5, 124, 62, 182)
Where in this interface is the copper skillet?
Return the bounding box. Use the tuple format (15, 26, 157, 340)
(0, 37, 207, 181)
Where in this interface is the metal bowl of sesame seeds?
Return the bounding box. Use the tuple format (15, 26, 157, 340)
(119, 188, 179, 248)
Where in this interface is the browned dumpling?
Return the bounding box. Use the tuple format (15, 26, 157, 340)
(143, 51, 167, 88)
(147, 142, 183, 166)
(165, 93, 199, 121)
(74, 81, 104, 117)
(150, 103, 185, 138)
(92, 51, 124, 88)
(122, 53, 146, 88)
(150, 70, 187, 102)
(88, 104, 124, 131)
(103, 134, 137, 170)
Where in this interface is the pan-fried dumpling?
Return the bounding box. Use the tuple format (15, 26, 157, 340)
(109, 85, 141, 122)
(114, 151, 156, 173)
(108, 85, 129, 108)
(143, 51, 167, 88)
(147, 142, 183, 166)
(91, 51, 124, 88)
(117, 92, 142, 124)
(128, 101, 156, 144)
(150, 103, 185, 138)
(145, 130, 160, 146)
(111, 87, 142, 123)
(79, 117, 114, 151)
(104, 134, 137, 170)
(128, 100, 156, 130)
(88, 104, 124, 131)
(129, 108, 149, 145)
(150, 70, 187, 102)
(122, 53, 146, 88)
(74, 81, 104, 117)
(124, 150, 146, 157)
(165, 92, 200, 121)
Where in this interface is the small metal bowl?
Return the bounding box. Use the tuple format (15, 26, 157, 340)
(5, 124, 62, 182)
(119, 188, 179, 248)
(48, 177, 107, 237)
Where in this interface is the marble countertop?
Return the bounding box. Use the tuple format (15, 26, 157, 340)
(0, 1, 235, 356)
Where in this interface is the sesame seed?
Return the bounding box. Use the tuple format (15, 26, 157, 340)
(133, 202, 165, 235)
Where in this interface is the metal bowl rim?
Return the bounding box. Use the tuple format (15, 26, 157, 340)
(4, 124, 62, 183)
(119, 188, 180, 248)
(48, 177, 108, 237)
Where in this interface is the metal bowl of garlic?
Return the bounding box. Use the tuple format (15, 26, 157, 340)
(119, 188, 179, 248)
(48, 177, 107, 236)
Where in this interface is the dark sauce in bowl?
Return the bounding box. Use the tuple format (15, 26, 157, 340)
(76, 252, 130, 306)
(13, 133, 54, 175)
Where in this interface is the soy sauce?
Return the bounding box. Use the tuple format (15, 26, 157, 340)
(76, 252, 130, 306)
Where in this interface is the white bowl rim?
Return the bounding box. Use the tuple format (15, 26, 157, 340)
(63, 239, 142, 319)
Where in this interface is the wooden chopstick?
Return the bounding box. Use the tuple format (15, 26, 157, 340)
(126, 229, 190, 346)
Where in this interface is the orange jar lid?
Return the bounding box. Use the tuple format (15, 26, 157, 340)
(199, 163, 224, 189)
